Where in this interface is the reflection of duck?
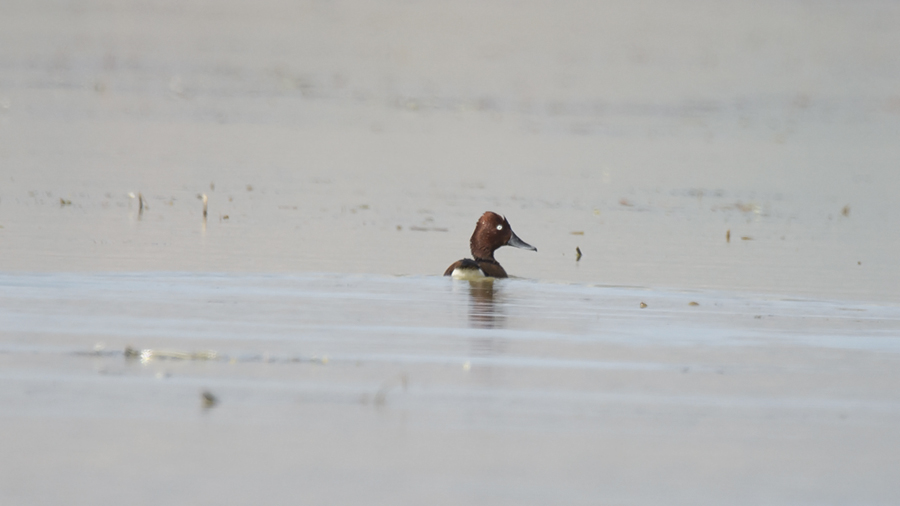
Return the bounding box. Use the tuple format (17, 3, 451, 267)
(445, 212, 537, 279)
(467, 280, 507, 359)
(467, 279, 503, 330)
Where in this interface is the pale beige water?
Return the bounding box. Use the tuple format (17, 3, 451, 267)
(2, 0, 899, 301)
(1, 0, 900, 504)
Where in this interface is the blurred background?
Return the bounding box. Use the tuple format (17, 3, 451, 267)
(1, 0, 899, 300)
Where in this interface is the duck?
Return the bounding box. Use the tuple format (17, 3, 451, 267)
(444, 211, 537, 279)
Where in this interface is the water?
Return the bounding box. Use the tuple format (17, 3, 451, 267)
(2, 1, 900, 302)
(2, 272, 900, 504)
(2, 0, 900, 503)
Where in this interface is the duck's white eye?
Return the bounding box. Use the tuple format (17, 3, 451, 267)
(496, 224, 503, 230)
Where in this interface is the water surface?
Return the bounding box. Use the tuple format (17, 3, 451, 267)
(2, 1, 900, 504)
(2, 273, 900, 505)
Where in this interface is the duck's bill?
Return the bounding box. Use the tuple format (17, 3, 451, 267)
(507, 231, 537, 252)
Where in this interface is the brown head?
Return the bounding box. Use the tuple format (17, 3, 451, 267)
(469, 211, 537, 261)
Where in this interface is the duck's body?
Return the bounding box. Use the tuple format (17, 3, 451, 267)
(444, 212, 537, 279)
(444, 258, 509, 279)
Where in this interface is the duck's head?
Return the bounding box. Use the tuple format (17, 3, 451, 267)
(469, 211, 537, 260)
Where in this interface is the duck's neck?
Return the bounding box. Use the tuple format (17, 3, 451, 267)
(470, 241, 496, 262)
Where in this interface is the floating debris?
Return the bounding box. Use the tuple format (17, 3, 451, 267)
(59, 198, 72, 206)
(373, 373, 409, 406)
(246, 184, 253, 192)
(575, 246, 582, 261)
(202, 193, 208, 220)
(138, 192, 144, 215)
(741, 236, 753, 241)
(570, 231, 584, 235)
(640, 302, 648, 308)
(688, 301, 699, 306)
(841, 205, 850, 217)
(124, 346, 218, 363)
(726, 229, 731, 243)
(112, 346, 332, 366)
(408, 226, 448, 232)
(462, 361, 471, 371)
(715, 201, 760, 213)
(201, 390, 218, 408)
(76, 344, 118, 357)
(619, 198, 633, 207)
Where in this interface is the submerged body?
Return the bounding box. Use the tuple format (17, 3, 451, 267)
(444, 212, 537, 279)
